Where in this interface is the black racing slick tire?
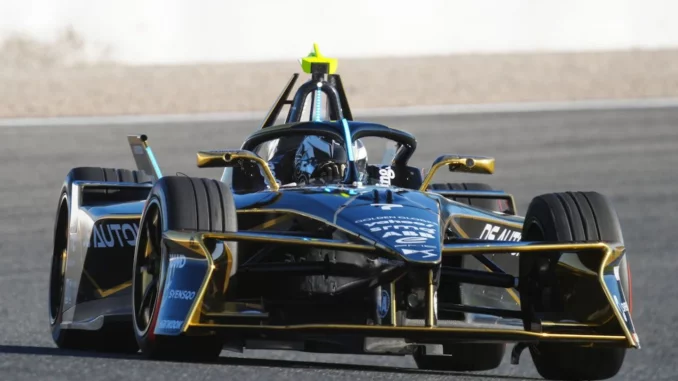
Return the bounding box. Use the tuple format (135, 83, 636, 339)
(416, 182, 506, 372)
(520, 191, 629, 380)
(49, 167, 150, 353)
(132, 175, 237, 361)
(428, 182, 511, 213)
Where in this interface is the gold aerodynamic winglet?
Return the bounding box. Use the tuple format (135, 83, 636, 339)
(300, 43, 338, 74)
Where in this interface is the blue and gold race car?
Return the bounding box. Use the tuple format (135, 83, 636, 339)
(48, 45, 638, 380)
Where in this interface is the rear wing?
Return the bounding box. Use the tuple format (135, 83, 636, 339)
(127, 135, 162, 182)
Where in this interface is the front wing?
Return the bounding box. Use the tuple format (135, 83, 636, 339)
(153, 230, 639, 349)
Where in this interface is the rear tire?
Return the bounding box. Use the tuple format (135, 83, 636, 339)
(429, 182, 511, 213)
(132, 175, 238, 360)
(49, 167, 149, 353)
(520, 191, 629, 380)
(416, 182, 506, 372)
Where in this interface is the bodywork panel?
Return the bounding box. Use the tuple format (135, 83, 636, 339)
(60, 176, 638, 352)
(61, 182, 148, 325)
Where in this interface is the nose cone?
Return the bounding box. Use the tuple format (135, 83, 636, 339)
(336, 190, 442, 264)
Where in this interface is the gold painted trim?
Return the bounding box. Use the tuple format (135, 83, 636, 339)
(88, 214, 143, 227)
(201, 231, 377, 252)
(92, 214, 143, 221)
(197, 150, 279, 191)
(426, 269, 435, 327)
(186, 322, 629, 345)
(249, 214, 294, 231)
(390, 282, 397, 327)
(220, 244, 234, 295)
(163, 230, 208, 257)
(202, 311, 268, 318)
(502, 280, 521, 305)
(597, 244, 637, 347)
(82, 270, 132, 298)
(420, 155, 495, 191)
(541, 321, 602, 328)
(187, 237, 215, 327)
(442, 242, 613, 255)
(163, 230, 233, 329)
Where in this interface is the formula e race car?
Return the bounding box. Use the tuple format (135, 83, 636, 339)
(48, 45, 638, 380)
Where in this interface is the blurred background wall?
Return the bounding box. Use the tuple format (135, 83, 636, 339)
(1, 0, 677, 118)
(1, 0, 677, 64)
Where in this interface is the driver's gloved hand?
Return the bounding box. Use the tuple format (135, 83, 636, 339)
(314, 161, 343, 184)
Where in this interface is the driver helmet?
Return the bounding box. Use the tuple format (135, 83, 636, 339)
(293, 136, 367, 185)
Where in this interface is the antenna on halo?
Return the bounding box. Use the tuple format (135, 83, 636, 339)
(300, 43, 338, 80)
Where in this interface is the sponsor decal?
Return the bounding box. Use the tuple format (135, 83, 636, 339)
(356, 216, 439, 248)
(158, 319, 183, 330)
(383, 231, 434, 239)
(91, 222, 139, 248)
(378, 289, 390, 319)
(167, 289, 196, 301)
(377, 166, 396, 186)
(613, 294, 630, 323)
(402, 248, 437, 259)
(395, 236, 428, 244)
(479, 223, 521, 242)
(370, 203, 402, 210)
(358, 216, 436, 231)
(479, 223, 521, 256)
(169, 254, 186, 269)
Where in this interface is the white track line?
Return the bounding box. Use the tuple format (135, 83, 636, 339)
(2, 97, 678, 127)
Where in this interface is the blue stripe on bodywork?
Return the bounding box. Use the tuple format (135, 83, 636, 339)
(341, 118, 354, 161)
(145, 146, 163, 179)
(313, 85, 323, 122)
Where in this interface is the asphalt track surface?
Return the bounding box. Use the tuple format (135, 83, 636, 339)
(1, 107, 677, 380)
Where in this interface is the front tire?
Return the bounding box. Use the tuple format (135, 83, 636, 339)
(520, 191, 629, 380)
(132, 175, 237, 360)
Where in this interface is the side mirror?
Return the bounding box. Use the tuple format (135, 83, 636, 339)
(196, 149, 280, 191)
(419, 155, 495, 191)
